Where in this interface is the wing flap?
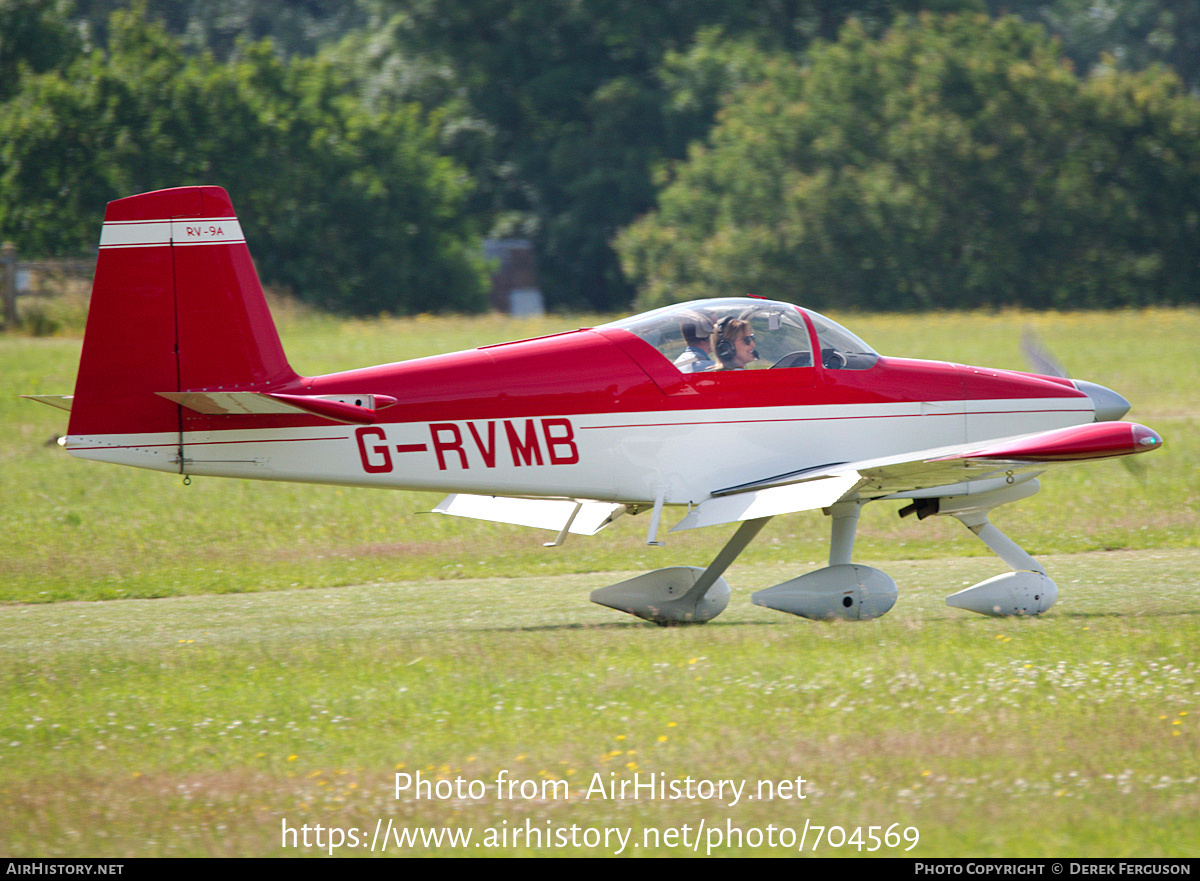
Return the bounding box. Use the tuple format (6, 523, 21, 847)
(672, 472, 863, 531)
(434, 494, 625, 536)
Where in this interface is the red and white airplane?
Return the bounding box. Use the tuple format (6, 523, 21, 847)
(30, 186, 1163, 625)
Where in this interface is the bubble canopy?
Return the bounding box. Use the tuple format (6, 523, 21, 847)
(596, 298, 879, 372)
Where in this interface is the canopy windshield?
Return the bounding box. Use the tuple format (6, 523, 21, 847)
(598, 298, 878, 372)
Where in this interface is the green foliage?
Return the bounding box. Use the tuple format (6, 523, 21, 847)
(6, 3, 1200, 315)
(987, 0, 1200, 93)
(71, 0, 375, 60)
(0, 8, 487, 314)
(400, 0, 985, 311)
(0, 0, 83, 101)
(619, 14, 1200, 311)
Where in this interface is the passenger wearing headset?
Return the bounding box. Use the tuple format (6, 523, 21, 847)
(711, 317, 759, 370)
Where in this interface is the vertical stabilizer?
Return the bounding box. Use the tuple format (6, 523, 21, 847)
(68, 186, 296, 440)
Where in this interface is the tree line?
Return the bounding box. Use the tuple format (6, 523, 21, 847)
(0, 2, 487, 314)
(620, 15, 1200, 310)
(1, 0, 1197, 314)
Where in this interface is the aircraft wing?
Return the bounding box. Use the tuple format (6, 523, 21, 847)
(672, 421, 1162, 531)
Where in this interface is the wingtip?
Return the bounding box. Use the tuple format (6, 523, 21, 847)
(1131, 423, 1163, 450)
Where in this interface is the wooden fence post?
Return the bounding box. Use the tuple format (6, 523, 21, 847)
(1, 242, 18, 327)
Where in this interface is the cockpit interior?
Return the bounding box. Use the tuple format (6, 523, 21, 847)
(598, 298, 880, 374)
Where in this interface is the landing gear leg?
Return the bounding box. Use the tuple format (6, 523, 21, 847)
(955, 510, 1046, 575)
(940, 482, 1058, 616)
(589, 517, 771, 625)
(828, 500, 862, 566)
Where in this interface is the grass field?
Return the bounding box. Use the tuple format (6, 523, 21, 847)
(1, 306, 1197, 857)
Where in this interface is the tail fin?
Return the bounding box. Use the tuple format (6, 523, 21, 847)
(68, 186, 297, 439)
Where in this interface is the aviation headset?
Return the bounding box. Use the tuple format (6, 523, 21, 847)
(714, 317, 744, 364)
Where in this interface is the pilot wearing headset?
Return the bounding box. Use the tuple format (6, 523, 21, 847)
(712, 317, 759, 370)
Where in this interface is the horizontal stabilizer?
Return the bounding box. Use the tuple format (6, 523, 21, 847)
(21, 395, 73, 412)
(434, 494, 624, 536)
(158, 391, 397, 425)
